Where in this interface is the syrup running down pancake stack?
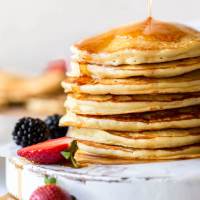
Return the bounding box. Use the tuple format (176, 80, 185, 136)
(60, 17, 200, 165)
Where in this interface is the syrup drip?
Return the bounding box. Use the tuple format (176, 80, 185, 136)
(146, 0, 153, 34)
(147, 0, 153, 17)
(80, 64, 91, 76)
(76, 0, 188, 53)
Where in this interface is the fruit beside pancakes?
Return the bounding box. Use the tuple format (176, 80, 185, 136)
(59, 17, 200, 165)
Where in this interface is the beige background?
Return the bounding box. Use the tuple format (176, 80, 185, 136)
(0, 0, 199, 73)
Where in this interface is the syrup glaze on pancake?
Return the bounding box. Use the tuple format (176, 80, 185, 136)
(74, 17, 197, 53)
(62, 70, 200, 95)
(72, 17, 200, 65)
(70, 56, 200, 78)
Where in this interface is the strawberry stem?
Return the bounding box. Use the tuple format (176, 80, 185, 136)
(61, 140, 79, 168)
(44, 176, 57, 185)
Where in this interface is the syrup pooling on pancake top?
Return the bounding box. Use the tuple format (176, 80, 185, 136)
(74, 17, 200, 53)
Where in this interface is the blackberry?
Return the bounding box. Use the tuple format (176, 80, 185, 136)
(12, 117, 49, 147)
(71, 195, 77, 200)
(45, 114, 68, 139)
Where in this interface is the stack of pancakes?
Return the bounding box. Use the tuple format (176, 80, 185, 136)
(60, 17, 200, 165)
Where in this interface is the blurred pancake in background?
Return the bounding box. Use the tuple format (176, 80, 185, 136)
(26, 95, 65, 115)
(0, 59, 66, 115)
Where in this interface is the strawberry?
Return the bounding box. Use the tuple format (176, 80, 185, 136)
(29, 183, 72, 200)
(17, 137, 72, 164)
(46, 59, 67, 73)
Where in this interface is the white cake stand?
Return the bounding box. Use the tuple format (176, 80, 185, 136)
(6, 157, 200, 200)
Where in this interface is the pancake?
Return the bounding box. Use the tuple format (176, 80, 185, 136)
(0, 69, 65, 103)
(26, 95, 65, 115)
(60, 105, 200, 131)
(66, 92, 200, 115)
(0, 98, 7, 109)
(74, 151, 155, 165)
(75, 140, 200, 162)
(72, 17, 200, 65)
(68, 127, 200, 149)
(62, 70, 200, 95)
(0, 92, 8, 108)
(69, 57, 200, 79)
(75, 150, 200, 165)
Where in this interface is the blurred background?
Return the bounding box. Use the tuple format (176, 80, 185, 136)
(0, 0, 199, 74)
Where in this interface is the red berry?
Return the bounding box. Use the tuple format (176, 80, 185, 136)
(30, 184, 72, 200)
(17, 137, 72, 164)
(46, 59, 67, 73)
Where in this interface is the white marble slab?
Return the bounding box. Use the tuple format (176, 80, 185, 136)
(0, 158, 6, 196)
(6, 156, 200, 200)
(0, 115, 19, 196)
(1, 140, 200, 183)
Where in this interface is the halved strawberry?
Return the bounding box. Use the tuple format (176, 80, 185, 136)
(46, 59, 67, 73)
(17, 137, 72, 164)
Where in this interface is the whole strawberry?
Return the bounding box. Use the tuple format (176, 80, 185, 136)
(29, 177, 72, 200)
(46, 59, 67, 73)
